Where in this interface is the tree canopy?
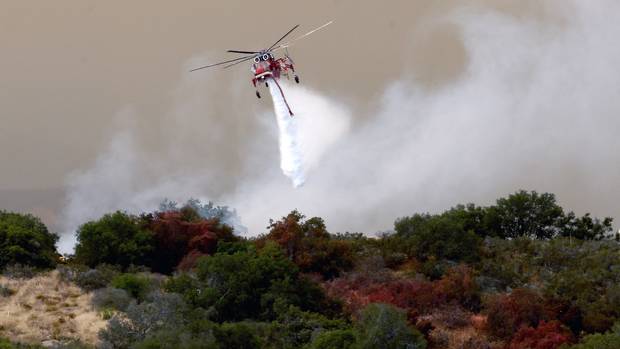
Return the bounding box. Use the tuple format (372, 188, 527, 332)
(0, 211, 58, 270)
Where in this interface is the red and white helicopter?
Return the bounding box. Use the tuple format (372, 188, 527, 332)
(190, 21, 332, 116)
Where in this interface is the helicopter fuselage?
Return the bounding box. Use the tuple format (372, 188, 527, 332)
(251, 53, 295, 87)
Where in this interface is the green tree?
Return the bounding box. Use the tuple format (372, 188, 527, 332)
(394, 213, 482, 263)
(442, 203, 491, 237)
(0, 211, 58, 270)
(74, 211, 154, 269)
(560, 212, 614, 240)
(355, 303, 426, 349)
(485, 190, 565, 239)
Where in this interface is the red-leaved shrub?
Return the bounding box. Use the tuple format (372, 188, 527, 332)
(485, 288, 549, 339)
(324, 265, 480, 323)
(261, 211, 354, 279)
(434, 265, 481, 311)
(506, 320, 573, 349)
(147, 211, 235, 273)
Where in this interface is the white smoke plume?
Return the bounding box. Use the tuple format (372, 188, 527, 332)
(59, 1, 620, 253)
(268, 79, 305, 187)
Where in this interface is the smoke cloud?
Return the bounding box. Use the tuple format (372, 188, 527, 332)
(59, 1, 620, 253)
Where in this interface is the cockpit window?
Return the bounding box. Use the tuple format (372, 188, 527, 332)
(254, 53, 274, 63)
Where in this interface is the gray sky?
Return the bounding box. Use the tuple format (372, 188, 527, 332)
(1, 1, 619, 245)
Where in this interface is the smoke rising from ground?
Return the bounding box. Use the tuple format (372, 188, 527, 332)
(59, 1, 620, 253)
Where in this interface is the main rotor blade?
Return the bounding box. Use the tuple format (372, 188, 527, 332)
(227, 50, 259, 54)
(223, 55, 255, 69)
(267, 24, 300, 51)
(271, 21, 333, 52)
(190, 55, 253, 72)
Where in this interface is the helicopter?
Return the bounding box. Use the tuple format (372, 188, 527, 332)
(190, 21, 332, 116)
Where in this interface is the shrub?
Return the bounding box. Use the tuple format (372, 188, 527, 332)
(110, 274, 153, 301)
(146, 207, 237, 274)
(434, 306, 470, 329)
(215, 322, 261, 349)
(166, 243, 335, 322)
(70, 264, 120, 291)
(92, 287, 133, 311)
(325, 265, 478, 321)
(478, 237, 620, 335)
(131, 320, 272, 349)
(485, 288, 549, 339)
(419, 257, 451, 280)
(74, 211, 154, 269)
(428, 329, 450, 349)
(262, 211, 354, 279)
(355, 303, 427, 349)
(99, 291, 187, 348)
(269, 303, 349, 348)
(434, 264, 481, 311)
(2, 264, 37, 279)
(460, 335, 492, 349)
(567, 323, 620, 349)
(132, 328, 217, 349)
(394, 213, 482, 263)
(307, 329, 357, 349)
(541, 240, 620, 333)
(0, 211, 58, 271)
(506, 320, 573, 349)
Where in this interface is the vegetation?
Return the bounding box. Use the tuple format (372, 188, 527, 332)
(110, 273, 153, 302)
(164, 241, 335, 322)
(0, 211, 58, 271)
(74, 211, 154, 269)
(73, 200, 239, 273)
(355, 303, 426, 349)
(567, 323, 620, 348)
(0, 192, 618, 349)
(260, 211, 354, 279)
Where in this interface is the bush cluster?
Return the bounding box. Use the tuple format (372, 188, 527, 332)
(73, 200, 240, 274)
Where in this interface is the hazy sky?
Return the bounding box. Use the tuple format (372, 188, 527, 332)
(2, 1, 619, 248)
(0, 0, 540, 190)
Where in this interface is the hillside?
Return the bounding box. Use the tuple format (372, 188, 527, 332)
(1, 191, 619, 348)
(0, 271, 105, 346)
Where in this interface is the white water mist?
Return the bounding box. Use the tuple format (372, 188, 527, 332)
(267, 79, 306, 187)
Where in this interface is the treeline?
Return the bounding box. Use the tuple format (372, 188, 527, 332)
(0, 191, 619, 349)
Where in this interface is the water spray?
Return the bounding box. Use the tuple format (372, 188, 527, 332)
(267, 78, 305, 187)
